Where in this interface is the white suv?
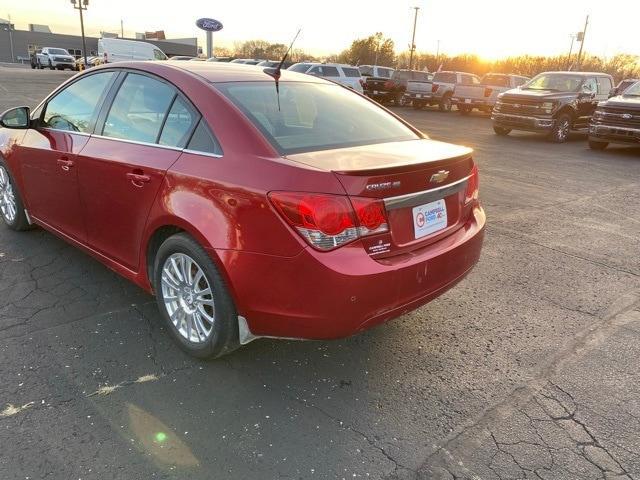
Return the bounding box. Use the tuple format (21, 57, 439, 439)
(289, 63, 364, 93)
(35, 47, 77, 71)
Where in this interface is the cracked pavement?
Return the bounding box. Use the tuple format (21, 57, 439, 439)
(1, 67, 639, 479)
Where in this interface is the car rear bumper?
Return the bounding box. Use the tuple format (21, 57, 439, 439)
(215, 206, 485, 340)
(492, 112, 554, 132)
(589, 124, 640, 144)
(405, 93, 434, 101)
(453, 98, 493, 108)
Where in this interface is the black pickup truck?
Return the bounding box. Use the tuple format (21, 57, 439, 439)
(364, 69, 431, 106)
(492, 71, 614, 143)
(589, 80, 640, 150)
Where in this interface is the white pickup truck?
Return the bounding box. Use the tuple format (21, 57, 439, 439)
(35, 47, 77, 71)
(452, 73, 530, 114)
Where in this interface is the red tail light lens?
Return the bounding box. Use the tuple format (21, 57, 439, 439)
(269, 192, 389, 251)
(432, 83, 438, 93)
(484, 87, 493, 98)
(350, 197, 389, 235)
(359, 79, 366, 88)
(465, 164, 479, 203)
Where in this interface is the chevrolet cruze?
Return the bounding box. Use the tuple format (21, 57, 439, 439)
(0, 62, 485, 358)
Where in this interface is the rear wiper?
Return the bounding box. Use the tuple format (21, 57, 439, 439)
(264, 29, 301, 111)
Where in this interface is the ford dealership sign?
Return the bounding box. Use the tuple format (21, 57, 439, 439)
(196, 18, 223, 32)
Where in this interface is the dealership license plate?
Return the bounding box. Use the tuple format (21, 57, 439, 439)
(413, 199, 447, 239)
(416, 94, 422, 98)
(373, 90, 379, 94)
(464, 98, 472, 104)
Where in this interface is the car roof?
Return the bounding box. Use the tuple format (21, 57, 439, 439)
(95, 60, 329, 84)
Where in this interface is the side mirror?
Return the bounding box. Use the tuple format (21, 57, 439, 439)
(0, 106, 30, 129)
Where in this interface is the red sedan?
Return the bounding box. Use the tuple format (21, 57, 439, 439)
(0, 62, 485, 358)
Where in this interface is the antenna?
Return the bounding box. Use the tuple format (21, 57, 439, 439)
(264, 28, 301, 111)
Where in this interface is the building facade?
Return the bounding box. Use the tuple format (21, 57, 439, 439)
(0, 24, 198, 63)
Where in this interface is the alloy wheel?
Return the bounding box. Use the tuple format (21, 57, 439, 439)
(0, 166, 17, 223)
(556, 118, 570, 142)
(161, 253, 216, 344)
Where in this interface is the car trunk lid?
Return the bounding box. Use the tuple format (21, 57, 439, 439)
(285, 139, 476, 257)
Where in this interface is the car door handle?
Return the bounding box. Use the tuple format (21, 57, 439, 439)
(57, 158, 74, 171)
(126, 172, 151, 187)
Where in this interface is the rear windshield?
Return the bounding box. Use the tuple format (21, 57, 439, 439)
(216, 81, 418, 155)
(288, 63, 313, 73)
(482, 74, 510, 87)
(433, 72, 456, 83)
(412, 72, 431, 82)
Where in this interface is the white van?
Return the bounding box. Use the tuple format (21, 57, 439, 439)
(98, 38, 168, 63)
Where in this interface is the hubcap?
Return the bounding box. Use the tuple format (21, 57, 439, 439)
(558, 120, 570, 140)
(161, 253, 215, 344)
(0, 166, 17, 223)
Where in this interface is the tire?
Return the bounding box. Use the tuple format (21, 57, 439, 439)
(153, 233, 240, 359)
(548, 113, 572, 143)
(493, 125, 511, 136)
(0, 160, 31, 232)
(458, 105, 472, 115)
(48, 60, 54, 70)
(30, 62, 35, 70)
(439, 93, 452, 112)
(589, 139, 609, 150)
(395, 92, 409, 107)
(413, 100, 425, 110)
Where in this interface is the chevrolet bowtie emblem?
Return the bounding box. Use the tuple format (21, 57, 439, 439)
(430, 170, 449, 183)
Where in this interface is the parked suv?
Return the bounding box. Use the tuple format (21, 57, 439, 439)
(492, 71, 614, 143)
(297, 63, 364, 93)
(429, 71, 481, 111)
(589, 80, 640, 150)
(35, 47, 76, 70)
(453, 73, 529, 114)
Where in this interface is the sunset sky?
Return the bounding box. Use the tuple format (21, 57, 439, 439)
(2, 0, 639, 59)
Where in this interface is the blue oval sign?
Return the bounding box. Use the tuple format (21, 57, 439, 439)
(196, 18, 223, 32)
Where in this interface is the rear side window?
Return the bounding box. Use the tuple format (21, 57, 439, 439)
(153, 49, 167, 60)
(43, 71, 116, 133)
(322, 66, 339, 77)
(159, 96, 198, 148)
(103, 73, 175, 144)
(433, 72, 456, 83)
(187, 120, 221, 155)
(342, 67, 361, 78)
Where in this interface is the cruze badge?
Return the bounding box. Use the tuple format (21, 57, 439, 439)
(430, 170, 450, 184)
(365, 181, 401, 191)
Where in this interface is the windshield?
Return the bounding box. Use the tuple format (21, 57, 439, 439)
(523, 73, 583, 92)
(623, 81, 640, 96)
(49, 48, 69, 55)
(216, 81, 418, 155)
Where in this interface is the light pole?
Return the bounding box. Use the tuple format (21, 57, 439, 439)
(575, 15, 589, 70)
(70, 0, 89, 68)
(2, 15, 15, 63)
(408, 6, 419, 70)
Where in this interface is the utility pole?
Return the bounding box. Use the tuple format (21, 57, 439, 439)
(408, 6, 419, 70)
(566, 34, 576, 70)
(575, 15, 589, 70)
(70, 0, 89, 68)
(120, 19, 124, 38)
(436, 39, 440, 68)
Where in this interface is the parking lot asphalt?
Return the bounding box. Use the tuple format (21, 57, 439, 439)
(0, 66, 639, 480)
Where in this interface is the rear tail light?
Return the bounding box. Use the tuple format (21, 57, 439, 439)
(269, 192, 389, 251)
(432, 83, 438, 93)
(384, 80, 395, 89)
(359, 79, 366, 88)
(465, 164, 479, 204)
(484, 87, 493, 98)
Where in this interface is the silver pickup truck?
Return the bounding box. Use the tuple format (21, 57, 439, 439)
(452, 73, 530, 114)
